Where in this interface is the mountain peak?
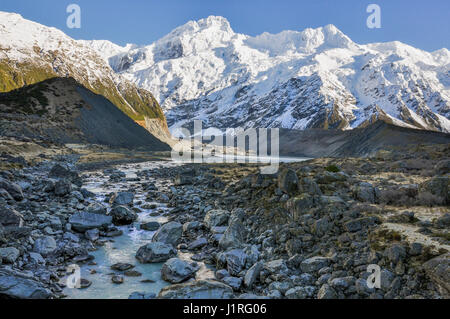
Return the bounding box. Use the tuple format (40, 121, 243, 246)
(196, 16, 232, 32)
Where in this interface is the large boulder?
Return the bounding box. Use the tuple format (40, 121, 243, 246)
(0, 206, 23, 228)
(423, 253, 450, 295)
(152, 222, 183, 246)
(33, 236, 57, 257)
(68, 212, 112, 232)
(0, 177, 24, 201)
(49, 163, 81, 187)
(0, 269, 53, 299)
(278, 168, 299, 194)
(110, 205, 137, 225)
(158, 280, 233, 299)
(136, 242, 176, 263)
(204, 209, 229, 229)
(219, 218, 246, 250)
(109, 192, 134, 206)
(244, 262, 263, 289)
(161, 258, 198, 283)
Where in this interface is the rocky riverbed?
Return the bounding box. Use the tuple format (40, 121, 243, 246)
(0, 143, 449, 299)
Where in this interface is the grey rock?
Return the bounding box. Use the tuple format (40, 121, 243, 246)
(158, 280, 233, 299)
(222, 276, 242, 291)
(204, 209, 229, 229)
(54, 179, 72, 196)
(128, 291, 156, 299)
(0, 206, 23, 228)
(49, 163, 81, 186)
(244, 262, 263, 289)
(68, 212, 112, 232)
(136, 242, 176, 263)
(0, 177, 24, 201)
(161, 258, 198, 283)
(384, 244, 406, 264)
(0, 269, 53, 299)
(110, 205, 137, 226)
(0, 247, 20, 264)
(225, 249, 247, 276)
(285, 286, 316, 299)
(33, 236, 56, 257)
(152, 221, 183, 246)
(188, 237, 207, 250)
(286, 194, 315, 221)
(219, 218, 246, 250)
(110, 192, 134, 206)
(264, 259, 288, 274)
(86, 202, 107, 215)
(317, 284, 338, 299)
(278, 168, 299, 194)
(141, 221, 160, 231)
(300, 256, 330, 273)
(85, 228, 99, 241)
(423, 253, 450, 295)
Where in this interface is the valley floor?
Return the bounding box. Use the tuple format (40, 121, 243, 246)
(0, 139, 449, 299)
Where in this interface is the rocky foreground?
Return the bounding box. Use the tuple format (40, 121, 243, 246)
(0, 144, 449, 299)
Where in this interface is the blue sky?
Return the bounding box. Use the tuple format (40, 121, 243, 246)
(1, 0, 449, 51)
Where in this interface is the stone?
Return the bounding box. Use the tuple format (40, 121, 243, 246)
(68, 212, 112, 232)
(204, 209, 229, 229)
(152, 221, 183, 246)
(158, 280, 233, 299)
(110, 205, 137, 225)
(300, 256, 330, 273)
(111, 263, 134, 271)
(222, 276, 242, 291)
(219, 218, 246, 250)
(188, 237, 208, 250)
(86, 202, 107, 215)
(28, 252, 45, 265)
(343, 216, 381, 233)
(49, 163, 81, 186)
(419, 176, 449, 204)
(264, 259, 288, 274)
(317, 284, 338, 299)
(128, 292, 156, 299)
(136, 242, 176, 263)
(110, 192, 134, 206)
(112, 275, 124, 284)
(141, 221, 160, 231)
(183, 221, 202, 233)
(174, 174, 193, 186)
(225, 249, 247, 276)
(0, 247, 20, 264)
(0, 177, 24, 201)
(384, 244, 406, 264)
(0, 206, 23, 228)
(244, 262, 263, 289)
(278, 168, 299, 194)
(161, 258, 198, 283)
(0, 269, 53, 299)
(124, 270, 142, 277)
(85, 228, 99, 242)
(33, 236, 57, 257)
(215, 269, 229, 280)
(54, 179, 72, 196)
(435, 213, 450, 229)
(285, 286, 316, 299)
(286, 194, 315, 220)
(353, 182, 378, 203)
(423, 253, 450, 294)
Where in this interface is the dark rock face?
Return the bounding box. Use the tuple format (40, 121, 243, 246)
(109, 192, 134, 206)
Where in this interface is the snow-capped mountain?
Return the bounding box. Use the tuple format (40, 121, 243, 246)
(85, 16, 450, 134)
(0, 11, 169, 141)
